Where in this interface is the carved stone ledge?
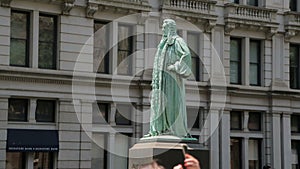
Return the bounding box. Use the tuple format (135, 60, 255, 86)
(86, 2, 98, 18)
(285, 29, 297, 40)
(62, 0, 75, 15)
(0, 0, 12, 7)
(224, 22, 236, 35)
(265, 27, 278, 39)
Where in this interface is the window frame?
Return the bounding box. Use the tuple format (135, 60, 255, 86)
(115, 104, 132, 126)
(117, 23, 134, 76)
(8, 98, 29, 122)
(249, 39, 261, 86)
(187, 31, 201, 81)
(10, 10, 30, 67)
(290, 44, 300, 89)
(290, 0, 297, 12)
(38, 13, 58, 70)
(230, 38, 242, 85)
(92, 102, 109, 124)
(35, 99, 56, 123)
(94, 20, 110, 74)
(230, 111, 243, 130)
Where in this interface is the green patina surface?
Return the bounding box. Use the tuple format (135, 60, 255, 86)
(146, 19, 193, 139)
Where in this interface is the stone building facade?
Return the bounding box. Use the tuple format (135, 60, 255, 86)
(0, 0, 300, 169)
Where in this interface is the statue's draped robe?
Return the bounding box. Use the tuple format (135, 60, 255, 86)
(150, 35, 192, 137)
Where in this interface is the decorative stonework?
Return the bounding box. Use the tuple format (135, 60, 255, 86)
(62, 0, 75, 15)
(86, 2, 98, 18)
(87, 0, 151, 14)
(224, 3, 278, 36)
(161, 0, 218, 32)
(284, 11, 300, 40)
(0, 0, 12, 7)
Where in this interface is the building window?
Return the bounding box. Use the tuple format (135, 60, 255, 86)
(187, 107, 200, 129)
(247, 0, 258, 6)
(249, 139, 261, 169)
(117, 24, 133, 75)
(38, 14, 57, 69)
(291, 115, 300, 133)
(6, 152, 26, 169)
(115, 104, 132, 125)
(230, 138, 242, 169)
(8, 98, 28, 121)
(10, 10, 30, 67)
(248, 112, 261, 131)
(230, 0, 239, 4)
(94, 21, 110, 73)
(292, 140, 300, 169)
(92, 133, 107, 169)
(230, 111, 242, 130)
(230, 38, 242, 84)
(249, 40, 261, 86)
(33, 152, 54, 169)
(187, 32, 200, 81)
(36, 100, 56, 122)
(290, 0, 297, 11)
(114, 134, 130, 168)
(290, 44, 300, 89)
(92, 102, 109, 124)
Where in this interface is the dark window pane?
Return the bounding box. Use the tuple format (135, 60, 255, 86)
(291, 115, 300, 133)
(230, 111, 242, 130)
(292, 140, 300, 169)
(248, 112, 261, 131)
(39, 42, 55, 69)
(229, 0, 239, 3)
(10, 39, 27, 66)
(230, 38, 241, 84)
(187, 32, 200, 81)
(247, 0, 258, 6)
(250, 40, 261, 86)
(94, 21, 110, 73)
(290, 45, 299, 89)
(115, 104, 132, 125)
(249, 139, 261, 169)
(187, 107, 200, 129)
(39, 14, 57, 69)
(33, 152, 53, 169)
(117, 25, 133, 75)
(8, 98, 28, 121)
(290, 0, 297, 11)
(230, 138, 242, 169)
(10, 11, 29, 67)
(36, 100, 55, 122)
(92, 103, 109, 124)
(6, 152, 25, 169)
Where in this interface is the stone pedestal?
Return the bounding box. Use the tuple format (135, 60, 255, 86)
(128, 136, 209, 169)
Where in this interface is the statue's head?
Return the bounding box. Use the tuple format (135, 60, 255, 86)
(162, 19, 177, 37)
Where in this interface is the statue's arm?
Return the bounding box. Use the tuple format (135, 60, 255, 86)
(170, 38, 192, 78)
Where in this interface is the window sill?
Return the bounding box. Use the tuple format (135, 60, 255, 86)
(7, 122, 57, 130)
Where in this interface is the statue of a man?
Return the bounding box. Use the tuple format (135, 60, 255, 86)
(146, 19, 192, 138)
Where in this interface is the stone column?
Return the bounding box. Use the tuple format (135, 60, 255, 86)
(220, 110, 230, 169)
(0, 6, 10, 66)
(0, 96, 8, 169)
(107, 133, 116, 169)
(272, 113, 282, 168)
(282, 113, 292, 169)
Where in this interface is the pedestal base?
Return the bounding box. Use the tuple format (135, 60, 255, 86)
(128, 136, 209, 169)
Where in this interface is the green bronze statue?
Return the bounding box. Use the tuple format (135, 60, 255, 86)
(146, 19, 192, 138)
